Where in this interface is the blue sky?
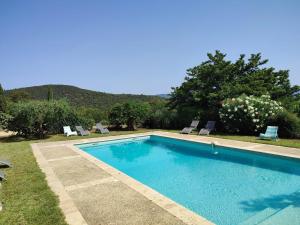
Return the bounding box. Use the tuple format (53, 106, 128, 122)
(0, 0, 299, 94)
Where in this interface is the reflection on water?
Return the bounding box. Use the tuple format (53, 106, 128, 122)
(110, 141, 151, 162)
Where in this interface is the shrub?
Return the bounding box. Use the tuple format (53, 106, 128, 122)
(0, 84, 7, 112)
(145, 106, 178, 129)
(269, 110, 300, 138)
(7, 101, 48, 138)
(6, 100, 93, 138)
(76, 107, 108, 123)
(44, 100, 94, 132)
(0, 112, 12, 129)
(109, 101, 150, 130)
(219, 94, 283, 134)
(109, 103, 125, 128)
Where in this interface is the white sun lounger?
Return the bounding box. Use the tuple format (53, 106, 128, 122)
(63, 126, 77, 137)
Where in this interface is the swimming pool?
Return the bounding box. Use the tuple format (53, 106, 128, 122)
(78, 135, 300, 225)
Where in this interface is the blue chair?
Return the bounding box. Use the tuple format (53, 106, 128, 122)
(259, 126, 278, 140)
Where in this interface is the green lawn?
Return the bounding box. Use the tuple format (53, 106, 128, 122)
(210, 134, 300, 149)
(0, 129, 299, 225)
(0, 129, 151, 225)
(162, 129, 300, 149)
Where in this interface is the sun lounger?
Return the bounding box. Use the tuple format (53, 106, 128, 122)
(63, 126, 77, 137)
(199, 121, 216, 135)
(75, 126, 90, 136)
(0, 171, 5, 180)
(96, 123, 109, 134)
(180, 120, 199, 134)
(0, 159, 12, 168)
(259, 126, 278, 140)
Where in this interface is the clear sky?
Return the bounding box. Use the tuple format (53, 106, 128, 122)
(0, 0, 299, 94)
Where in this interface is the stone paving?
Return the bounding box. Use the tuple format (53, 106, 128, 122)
(31, 131, 300, 225)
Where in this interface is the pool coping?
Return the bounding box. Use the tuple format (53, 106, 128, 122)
(32, 131, 300, 225)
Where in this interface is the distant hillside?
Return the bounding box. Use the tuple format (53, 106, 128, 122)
(5, 84, 164, 109)
(156, 94, 170, 99)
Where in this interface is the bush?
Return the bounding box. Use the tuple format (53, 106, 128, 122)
(0, 112, 12, 129)
(270, 110, 300, 138)
(45, 100, 95, 132)
(145, 106, 178, 129)
(219, 94, 283, 134)
(76, 107, 108, 123)
(7, 101, 48, 138)
(109, 101, 150, 130)
(0, 84, 7, 112)
(108, 103, 125, 128)
(6, 100, 93, 138)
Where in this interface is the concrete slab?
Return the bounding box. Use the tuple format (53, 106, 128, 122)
(41, 146, 79, 160)
(68, 181, 186, 225)
(49, 157, 110, 186)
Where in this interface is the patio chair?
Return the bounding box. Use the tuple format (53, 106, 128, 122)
(0, 159, 12, 168)
(180, 120, 199, 134)
(259, 126, 278, 140)
(63, 126, 77, 137)
(95, 123, 109, 134)
(0, 171, 5, 180)
(75, 126, 90, 136)
(199, 121, 216, 135)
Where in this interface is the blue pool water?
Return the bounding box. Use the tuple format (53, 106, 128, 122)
(78, 135, 300, 225)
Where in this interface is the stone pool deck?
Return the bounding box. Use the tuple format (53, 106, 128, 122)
(31, 131, 300, 225)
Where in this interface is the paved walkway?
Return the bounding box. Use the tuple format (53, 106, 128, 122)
(0, 131, 15, 138)
(31, 132, 300, 225)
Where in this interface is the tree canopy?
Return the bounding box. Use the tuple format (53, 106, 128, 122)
(169, 51, 300, 119)
(109, 101, 150, 130)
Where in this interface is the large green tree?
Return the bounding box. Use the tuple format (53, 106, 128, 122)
(169, 51, 299, 119)
(109, 101, 150, 130)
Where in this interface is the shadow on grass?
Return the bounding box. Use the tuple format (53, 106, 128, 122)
(240, 191, 300, 212)
(0, 134, 52, 143)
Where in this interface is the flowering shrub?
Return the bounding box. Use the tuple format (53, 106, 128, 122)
(219, 95, 283, 134)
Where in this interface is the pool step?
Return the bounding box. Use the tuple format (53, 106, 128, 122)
(259, 205, 300, 225)
(239, 207, 280, 225)
(240, 205, 300, 225)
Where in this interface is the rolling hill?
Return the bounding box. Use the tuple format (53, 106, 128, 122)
(5, 84, 164, 109)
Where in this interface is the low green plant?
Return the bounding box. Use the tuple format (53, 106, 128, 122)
(270, 110, 300, 138)
(6, 100, 93, 138)
(0, 112, 12, 129)
(0, 83, 7, 112)
(220, 94, 283, 134)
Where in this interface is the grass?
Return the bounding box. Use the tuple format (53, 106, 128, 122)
(210, 134, 300, 149)
(161, 129, 300, 149)
(0, 128, 299, 224)
(0, 129, 151, 225)
(139, 129, 299, 149)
